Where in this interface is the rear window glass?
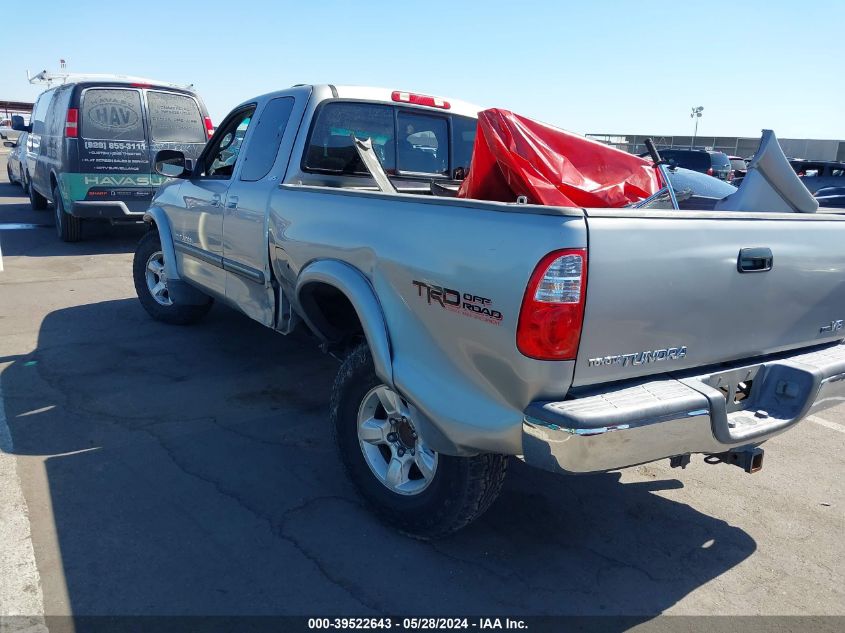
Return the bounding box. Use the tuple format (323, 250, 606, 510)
(730, 159, 747, 171)
(397, 112, 448, 175)
(452, 116, 476, 179)
(305, 102, 395, 175)
(661, 151, 710, 171)
(81, 89, 144, 141)
(147, 91, 206, 143)
(710, 153, 731, 169)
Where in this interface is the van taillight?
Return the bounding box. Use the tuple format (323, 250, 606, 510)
(516, 249, 587, 360)
(65, 108, 78, 138)
(204, 116, 214, 138)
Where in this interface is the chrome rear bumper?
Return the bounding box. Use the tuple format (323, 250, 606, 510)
(522, 342, 845, 474)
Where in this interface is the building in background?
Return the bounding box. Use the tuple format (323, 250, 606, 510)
(587, 133, 845, 161)
(0, 99, 34, 124)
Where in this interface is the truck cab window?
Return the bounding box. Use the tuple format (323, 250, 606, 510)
(304, 102, 395, 174)
(451, 116, 477, 180)
(240, 97, 295, 182)
(397, 112, 448, 175)
(205, 109, 254, 179)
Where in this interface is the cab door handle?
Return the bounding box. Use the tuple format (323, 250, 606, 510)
(226, 196, 239, 209)
(738, 247, 773, 273)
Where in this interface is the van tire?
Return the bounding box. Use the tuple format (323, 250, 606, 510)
(53, 186, 82, 242)
(331, 342, 508, 539)
(133, 230, 213, 325)
(30, 182, 48, 211)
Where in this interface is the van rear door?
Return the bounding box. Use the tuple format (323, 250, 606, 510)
(76, 87, 154, 212)
(145, 89, 209, 171)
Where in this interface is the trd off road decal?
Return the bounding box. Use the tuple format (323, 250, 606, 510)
(412, 281, 503, 325)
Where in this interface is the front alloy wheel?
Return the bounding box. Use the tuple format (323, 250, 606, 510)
(144, 251, 173, 306)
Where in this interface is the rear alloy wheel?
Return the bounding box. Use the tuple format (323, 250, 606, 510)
(332, 343, 508, 539)
(53, 186, 82, 242)
(133, 230, 213, 325)
(356, 385, 439, 496)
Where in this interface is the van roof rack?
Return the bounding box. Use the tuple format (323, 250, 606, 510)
(26, 70, 193, 91)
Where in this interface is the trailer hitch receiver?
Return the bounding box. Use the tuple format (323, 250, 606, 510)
(705, 447, 764, 473)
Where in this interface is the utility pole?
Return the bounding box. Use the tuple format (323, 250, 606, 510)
(690, 106, 703, 149)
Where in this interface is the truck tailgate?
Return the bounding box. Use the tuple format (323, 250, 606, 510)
(573, 212, 845, 387)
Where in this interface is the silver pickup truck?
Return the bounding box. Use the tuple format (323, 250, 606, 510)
(133, 84, 845, 538)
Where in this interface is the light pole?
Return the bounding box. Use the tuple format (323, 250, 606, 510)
(690, 106, 703, 149)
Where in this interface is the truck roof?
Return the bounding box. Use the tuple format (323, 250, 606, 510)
(331, 85, 484, 118)
(240, 84, 485, 119)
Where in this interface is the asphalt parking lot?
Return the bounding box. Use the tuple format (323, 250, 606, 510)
(0, 153, 843, 620)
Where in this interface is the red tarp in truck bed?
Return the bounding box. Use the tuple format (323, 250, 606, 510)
(457, 109, 661, 207)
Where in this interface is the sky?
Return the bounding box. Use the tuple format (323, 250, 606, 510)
(1, 0, 843, 140)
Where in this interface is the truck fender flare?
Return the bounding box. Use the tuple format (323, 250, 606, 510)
(296, 260, 393, 388)
(142, 206, 180, 281)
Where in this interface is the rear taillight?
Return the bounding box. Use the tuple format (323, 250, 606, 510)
(204, 116, 214, 138)
(516, 249, 587, 360)
(728, 171, 734, 181)
(706, 167, 714, 176)
(65, 108, 78, 138)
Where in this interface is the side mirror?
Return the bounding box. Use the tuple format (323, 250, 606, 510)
(11, 115, 31, 133)
(155, 149, 189, 178)
(3, 141, 15, 148)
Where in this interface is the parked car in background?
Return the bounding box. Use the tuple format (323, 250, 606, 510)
(13, 76, 212, 242)
(657, 149, 733, 181)
(814, 186, 845, 208)
(728, 155, 748, 182)
(788, 160, 845, 194)
(0, 118, 25, 142)
(4, 132, 29, 189)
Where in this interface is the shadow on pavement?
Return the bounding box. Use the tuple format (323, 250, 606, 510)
(0, 298, 757, 616)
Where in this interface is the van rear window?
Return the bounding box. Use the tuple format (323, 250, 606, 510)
(81, 89, 145, 141)
(147, 91, 206, 143)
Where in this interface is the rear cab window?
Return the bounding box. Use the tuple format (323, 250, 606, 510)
(730, 158, 747, 171)
(303, 100, 477, 180)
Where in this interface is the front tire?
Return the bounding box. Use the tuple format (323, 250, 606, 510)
(53, 186, 82, 242)
(30, 181, 48, 210)
(6, 162, 14, 185)
(332, 343, 507, 539)
(133, 230, 213, 325)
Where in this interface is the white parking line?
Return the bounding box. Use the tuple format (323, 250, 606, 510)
(0, 378, 46, 625)
(807, 415, 845, 434)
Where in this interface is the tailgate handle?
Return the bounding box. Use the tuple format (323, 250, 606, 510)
(738, 247, 773, 273)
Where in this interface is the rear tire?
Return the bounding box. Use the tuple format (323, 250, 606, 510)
(53, 186, 82, 242)
(332, 342, 508, 539)
(6, 162, 14, 185)
(29, 181, 48, 210)
(133, 230, 213, 325)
